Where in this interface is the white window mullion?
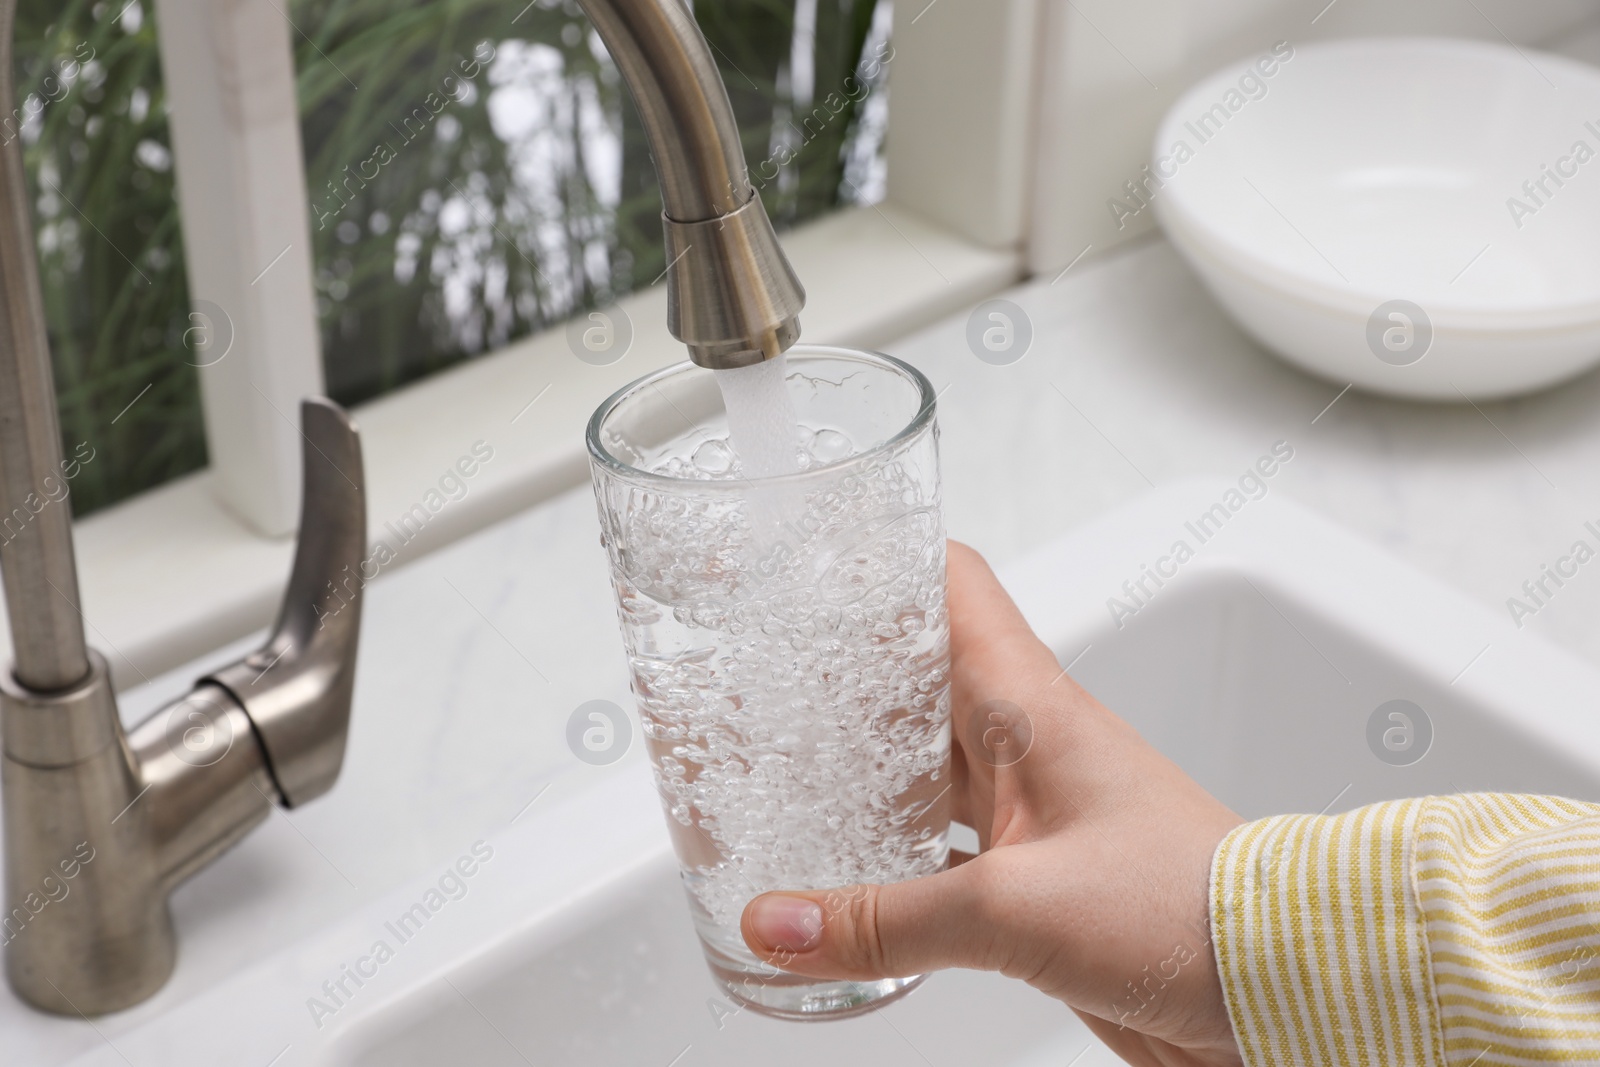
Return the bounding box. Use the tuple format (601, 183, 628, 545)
(885, 0, 1043, 251)
(152, 0, 324, 537)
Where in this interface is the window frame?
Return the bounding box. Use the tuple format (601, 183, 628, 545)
(37, 0, 1043, 688)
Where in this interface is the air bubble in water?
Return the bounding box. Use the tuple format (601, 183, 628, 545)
(810, 429, 851, 464)
(692, 439, 734, 475)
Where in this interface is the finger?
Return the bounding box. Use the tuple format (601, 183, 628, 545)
(949, 848, 978, 867)
(946, 541, 1058, 687)
(946, 542, 1063, 820)
(741, 862, 997, 982)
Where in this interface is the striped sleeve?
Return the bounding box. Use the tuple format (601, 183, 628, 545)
(1210, 795, 1600, 1067)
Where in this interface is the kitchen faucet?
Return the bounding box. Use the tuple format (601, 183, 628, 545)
(0, 0, 800, 1016)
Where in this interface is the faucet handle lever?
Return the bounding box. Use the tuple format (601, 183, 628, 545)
(206, 398, 366, 807)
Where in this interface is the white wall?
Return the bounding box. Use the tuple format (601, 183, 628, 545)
(1028, 0, 1600, 273)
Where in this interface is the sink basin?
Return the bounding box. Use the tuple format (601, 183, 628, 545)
(44, 481, 1600, 1065)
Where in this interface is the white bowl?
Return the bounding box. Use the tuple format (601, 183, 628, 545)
(1153, 37, 1600, 400)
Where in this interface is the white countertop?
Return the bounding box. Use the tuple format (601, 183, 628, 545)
(923, 236, 1600, 668)
(15, 233, 1600, 1062)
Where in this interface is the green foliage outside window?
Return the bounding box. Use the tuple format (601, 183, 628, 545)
(15, 0, 203, 517)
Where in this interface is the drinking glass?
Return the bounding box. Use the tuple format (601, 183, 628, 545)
(586, 345, 951, 1019)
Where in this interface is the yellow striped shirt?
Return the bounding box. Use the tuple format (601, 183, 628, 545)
(1211, 795, 1600, 1066)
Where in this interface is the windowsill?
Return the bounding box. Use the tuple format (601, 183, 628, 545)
(43, 202, 1021, 689)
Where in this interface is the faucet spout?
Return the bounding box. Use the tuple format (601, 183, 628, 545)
(577, 0, 807, 369)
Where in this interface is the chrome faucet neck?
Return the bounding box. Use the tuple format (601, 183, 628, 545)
(0, 0, 91, 692)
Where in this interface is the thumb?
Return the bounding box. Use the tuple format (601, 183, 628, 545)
(739, 863, 995, 981)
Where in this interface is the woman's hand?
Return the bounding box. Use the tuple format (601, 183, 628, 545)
(740, 542, 1245, 1067)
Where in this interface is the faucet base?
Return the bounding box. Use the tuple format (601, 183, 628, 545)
(1, 653, 177, 1016)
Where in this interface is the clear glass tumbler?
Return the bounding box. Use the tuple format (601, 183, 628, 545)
(586, 345, 951, 1019)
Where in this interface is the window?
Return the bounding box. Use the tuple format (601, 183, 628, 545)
(292, 0, 891, 409)
(14, 0, 893, 518)
(15, 0, 1030, 680)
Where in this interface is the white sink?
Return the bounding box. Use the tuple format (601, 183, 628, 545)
(45, 481, 1600, 1065)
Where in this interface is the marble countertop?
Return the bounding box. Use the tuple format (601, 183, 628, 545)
(920, 236, 1600, 669)
(17, 232, 1600, 1062)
